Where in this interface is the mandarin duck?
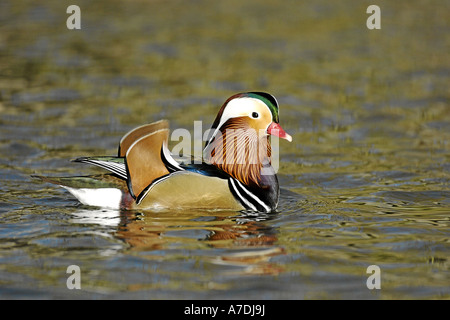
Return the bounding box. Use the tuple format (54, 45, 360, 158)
(34, 92, 292, 213)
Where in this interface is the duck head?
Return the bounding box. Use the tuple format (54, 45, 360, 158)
(206, 92, 291, 144)
(204, 92, 291, 187)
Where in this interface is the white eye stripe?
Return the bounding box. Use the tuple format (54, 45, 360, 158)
(207, 97, 271, 144)
(221, 97, 270, 125)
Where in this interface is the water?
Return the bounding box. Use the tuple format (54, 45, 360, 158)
(0, 0, 449, 299)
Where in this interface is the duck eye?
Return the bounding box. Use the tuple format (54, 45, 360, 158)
(251, 112, 259, 119)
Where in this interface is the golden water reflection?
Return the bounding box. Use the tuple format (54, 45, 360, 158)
(70, 208, 286, 276)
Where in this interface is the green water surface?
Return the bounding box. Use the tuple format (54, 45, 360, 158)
(0, 0, 449, 299)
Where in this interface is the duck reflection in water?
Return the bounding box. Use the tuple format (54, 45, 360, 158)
(69, 208, 284, 275)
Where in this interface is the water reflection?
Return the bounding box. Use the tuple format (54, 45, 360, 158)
(69, 208, 284, 275)
(69, 208, 121, 227)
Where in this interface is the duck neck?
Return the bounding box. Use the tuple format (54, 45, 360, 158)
(203, 118, 273, 188)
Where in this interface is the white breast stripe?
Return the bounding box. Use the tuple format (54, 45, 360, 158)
(162, 143, 183, 171)
(229, 179, 257, 211)
(234, 179, 271, 213)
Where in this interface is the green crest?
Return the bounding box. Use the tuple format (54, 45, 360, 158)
(245, 92, 280, 123)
